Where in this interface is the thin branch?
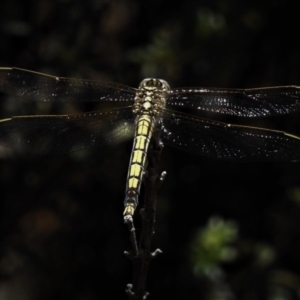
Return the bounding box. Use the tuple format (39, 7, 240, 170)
(125, 127, 166, 300)
(124, 215, 138, 257)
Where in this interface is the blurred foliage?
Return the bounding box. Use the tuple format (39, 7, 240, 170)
(195, 9, 227, 38)
(191, 216, 238, 277)
(288, 187, 300, 206)
(128, 27, 181, 79)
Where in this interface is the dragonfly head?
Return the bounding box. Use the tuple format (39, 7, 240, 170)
(139, 78, 170, 91)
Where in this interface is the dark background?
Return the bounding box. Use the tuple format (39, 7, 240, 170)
(1, 0, 300, 299)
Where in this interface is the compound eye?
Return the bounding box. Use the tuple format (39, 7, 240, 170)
(138, 78, 170, 91)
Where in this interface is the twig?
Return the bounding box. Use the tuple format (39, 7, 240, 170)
(125, 126, 166, 299)
(124, 215, 138, 257)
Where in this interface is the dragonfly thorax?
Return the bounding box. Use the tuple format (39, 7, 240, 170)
(132, 78, 170, 116)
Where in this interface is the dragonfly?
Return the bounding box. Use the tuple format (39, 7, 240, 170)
(1, 67, 300, 216)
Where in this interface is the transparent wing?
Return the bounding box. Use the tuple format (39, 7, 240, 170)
(165, 86, 300, 117)
(0, 67, 136, 103)
(162, 109, 300, 161)
(0, 107, 135, 154)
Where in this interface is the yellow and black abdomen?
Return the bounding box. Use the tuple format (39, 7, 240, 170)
(123, 78, 169, 216)
(123, 113, 155, 216)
